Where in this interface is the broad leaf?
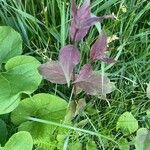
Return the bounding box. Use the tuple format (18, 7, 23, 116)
(59, 45, 80, 87)
(134, 128, 150, 150)
(0, 56, 42, 114)
(0, 131, 33, 150)
(0, 26, 22, 65)
(39, 61, 66, 84)
(74, 64, 92, 82)
(90, 32, 115, 63)
(74, 64, 115, 96)
(11, 93, 68, 140)
(70, 1, 114, 42)
(116, 112, 138, 135)
(70, 0, 90, 42)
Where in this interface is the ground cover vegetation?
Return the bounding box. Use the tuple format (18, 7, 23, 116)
(0, 0, 150, 149)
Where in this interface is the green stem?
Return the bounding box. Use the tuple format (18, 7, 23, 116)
(27, 116, 119, 146)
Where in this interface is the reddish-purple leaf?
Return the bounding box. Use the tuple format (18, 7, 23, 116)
(59, 45, 80, 87)
(90, 32, 107, 61)
(72, 0, 77, 18)
(70, 0, 115, 42)
(38, 61, 67, 84)
(75, 64, 115, 96)
(74, 64, 92, 83)
(77, 0, 90, 21)
(80, 15, 114, 28)
(80, 16, 101, 28)
(70, 0, 91, 42)
(90, 32, 115, 63)
(70, 23, 90, 42)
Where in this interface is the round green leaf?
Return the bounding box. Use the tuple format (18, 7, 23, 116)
(11, 93, 68, 140)
(0, 55, 42, 114)
(116, 112, 138, 135)
(0, 131, 33, 150)
(0, 26, 22, 64)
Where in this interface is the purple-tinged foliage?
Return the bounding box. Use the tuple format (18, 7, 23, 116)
(39, 45, 80, 86)
(59, 45, 80, 87)
(74, 64, 114, 96)
(39, 1, 116, 97)
(74, 64, 92, 83)
(70, 0, 114, 42)
(39, 61, 67, 84)
(70, 0, 90, 42)
(90, 32, 115, 64)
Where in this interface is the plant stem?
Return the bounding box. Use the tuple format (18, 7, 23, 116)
(71, 28, 78, 100)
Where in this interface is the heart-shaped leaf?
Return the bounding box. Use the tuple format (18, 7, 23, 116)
(116, 112, 138, 135)
(11, 93, 68, 140)
(0, 131, 33, 150)
(0, 26, 22, 65)
(0, 56, 42, 114)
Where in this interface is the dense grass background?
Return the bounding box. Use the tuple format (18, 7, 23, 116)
(0, 0, 150, 149)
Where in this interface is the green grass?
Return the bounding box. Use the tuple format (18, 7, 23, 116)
(0, 0, 150, 149)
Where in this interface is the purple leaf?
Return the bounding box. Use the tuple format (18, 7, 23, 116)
(59, 45, 80, 87)
(70, 0, 90, 42)
(38, 61, 67, 84)
(77, 0, 90, 21)
(70, 0, 115, 42)
(70, 23, 90, 42)
(80, 16, 101, 28)
(75, 64, 115, 96)
(74, 64, 92, 83)
(90, 32, 115, 64)
(72, 0, 77, 18)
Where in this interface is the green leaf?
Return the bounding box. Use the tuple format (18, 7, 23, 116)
(134, 128, 150, 150)
(118, 138, 130, 150)
(116, 112, 138, 135)
(69, 142, 82, 150)
(0, 55, 42, 114)
(0, 119, 8, 145)
(86, 141, 97, 150)
(11, 93, 68, 140)
(0, 26, 22, 65)
(0, 131, 33, 150)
